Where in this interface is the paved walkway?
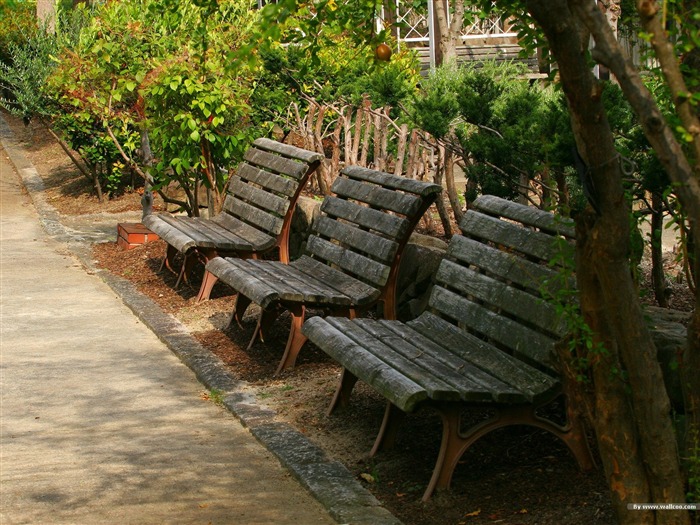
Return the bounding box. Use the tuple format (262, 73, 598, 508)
(0, 141, 338, 523)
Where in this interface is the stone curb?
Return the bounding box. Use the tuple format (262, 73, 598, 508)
(0, 114, 402, 525)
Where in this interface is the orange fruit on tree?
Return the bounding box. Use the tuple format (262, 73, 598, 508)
(374, 43, 392, 62)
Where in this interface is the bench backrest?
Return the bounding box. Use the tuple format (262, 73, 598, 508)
(222, 138, 323, 261)
(306, 165, 442, 312)
(428, 195, 576, 375)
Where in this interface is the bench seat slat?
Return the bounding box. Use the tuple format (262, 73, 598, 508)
(291, 256, 381, 305)
(207, 256, 381, 308)
(323, 318, 462, 406)
(152, 214, 230, 248)
(143, 214, 197, 253)
(356, 319, 511, 403)
(320, 197, 409, 239)
(376, 319, 528, 403)
(302, 317, 429, 412)
(206, 257, 281, 309)
(408, 312, 560, 403)
(313, 216, 399, 264)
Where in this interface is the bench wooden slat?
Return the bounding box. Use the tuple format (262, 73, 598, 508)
(206, 257, 282, 309)
(436, 259, 568, 337)
(211, 213, 276, 251)
(252, 137, 324, 165)
(185, 217, 256, 250)
(460, 212, 567, 263)
(447, 235, 564, 296)
(303, 316, 429, 412)
(324, 318, 462, 404)
(429, 286, 558, 371)
(409, 312, 560, 402)
(356, 319, 506, 403)
(230, 176, 290, 217)
(154, 214, 227, 248)
(306, 235, 391, 287)
(244, 147, 308, 180)
(292, 256, 381, 305)
(143, 214, 197, 253)
(331, 177, 422, 216)
(313, 215, 399, 264)
(473, 195, 576, 238)
(320, 196, 409, 239)
(342, 165, 444, 197)
(228, 198, 285, 236)
(265, 260, 354, 304)
(236, 163, 299, 198)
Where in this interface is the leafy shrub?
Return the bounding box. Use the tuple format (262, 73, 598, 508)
(0, 0, 36, 66)
(48, 0, 258, 209)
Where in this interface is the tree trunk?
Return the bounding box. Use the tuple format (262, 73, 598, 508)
(524, 1, 690, 523)
(432, 0, 458, 64)
(650, 192, 668, 307)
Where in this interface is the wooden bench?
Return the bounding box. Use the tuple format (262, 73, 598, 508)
(414, 43, 540, 73)
(301, 195, 595, 501)
(143, 138, 323, 301)
(205, 165, 442, 374)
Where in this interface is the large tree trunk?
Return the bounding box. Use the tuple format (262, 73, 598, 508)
(432, 0, 463, 64)
(524, 1, 690, 523)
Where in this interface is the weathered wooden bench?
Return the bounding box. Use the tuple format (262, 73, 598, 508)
(205, 165, 442, 374)
(301, 195, 595, 501)
(143, 138, 323, 301)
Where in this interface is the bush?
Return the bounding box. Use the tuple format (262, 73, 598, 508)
(0, 0, 36, 66)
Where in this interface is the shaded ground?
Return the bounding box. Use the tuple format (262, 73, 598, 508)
(5, 113, 620, 525)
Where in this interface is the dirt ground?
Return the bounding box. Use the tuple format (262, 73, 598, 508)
(4, 113, 626, 525)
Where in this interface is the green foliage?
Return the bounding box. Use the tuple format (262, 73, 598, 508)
(0, 0, 36, 65)
(48, 0, 258, 207)
(411, 63, 461, 138)
(0, 4, 90, 121)
(0, 24, 56, 121)
(250, 38, 419, 130)
(413, 61, 574, 202)
(542, 235, 607, 383)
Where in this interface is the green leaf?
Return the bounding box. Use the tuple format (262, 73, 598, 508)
(190, 129, 201, 141)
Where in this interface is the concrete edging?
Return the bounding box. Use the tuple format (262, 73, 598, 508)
(0, 114, 402, 525)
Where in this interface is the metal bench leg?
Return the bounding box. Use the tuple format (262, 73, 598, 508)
(229, 295, 252, 330)
(370, 402, 405, 456)
(275, 305, 307, 374)
(160, 244, 178, 274)
(246, 306, 283, 352)
(328, 368, 358, 415)
(424, 401, 595, 501)
(196, 270, 218, 302)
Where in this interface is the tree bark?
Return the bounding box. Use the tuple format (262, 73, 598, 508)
(524, 0, 691, 522)
(650, 193, 668, 307)
(575, 0, 700, 498)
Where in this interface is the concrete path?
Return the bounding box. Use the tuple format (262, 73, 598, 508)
(0, 145, 337, 523)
